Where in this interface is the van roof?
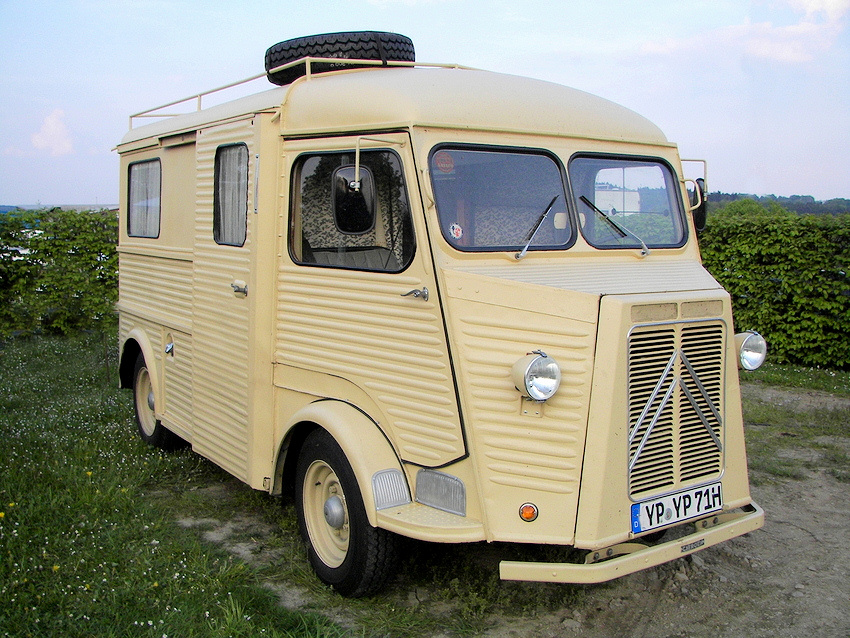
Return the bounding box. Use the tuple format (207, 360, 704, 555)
(119, 66, 669, 148)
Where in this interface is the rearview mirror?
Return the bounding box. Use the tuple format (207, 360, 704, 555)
(691, 177, 707, 234)
(333, 165, 376, 235)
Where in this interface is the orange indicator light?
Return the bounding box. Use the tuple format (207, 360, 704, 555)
(519, 502, 538, 522)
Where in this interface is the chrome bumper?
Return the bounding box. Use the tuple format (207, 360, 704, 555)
(499, 502, 764, 584)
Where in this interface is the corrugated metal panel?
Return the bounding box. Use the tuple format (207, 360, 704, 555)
(275, 267, 464, 466)
(190, 121, 254, 481)
(162, 330, 194, 434)
(452, 261, 721, 296)
(454, 308, 594, 495)
(118, 253, 193, 328)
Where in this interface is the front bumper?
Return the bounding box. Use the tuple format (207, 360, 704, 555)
(499, 502, 763, 584)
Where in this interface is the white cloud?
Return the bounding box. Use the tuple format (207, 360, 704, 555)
(726, 17, 836, 62)
(786, 0, 850, 21)
(31, 109, 74, 156)
(642, 1, 846, 64)
(2, 146, 27, 157)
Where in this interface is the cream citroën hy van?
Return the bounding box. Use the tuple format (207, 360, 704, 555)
(117, 32, 765, 596)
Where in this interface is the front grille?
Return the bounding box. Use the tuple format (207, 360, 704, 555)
(628, 320, 725, 499)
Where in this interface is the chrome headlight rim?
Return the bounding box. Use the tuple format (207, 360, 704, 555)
(512, 351, 562, 402)
(736, 330, 767, 371)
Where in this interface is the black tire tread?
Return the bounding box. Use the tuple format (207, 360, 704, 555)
(265, 31, 415, 86)
(295, 428, 399, 597)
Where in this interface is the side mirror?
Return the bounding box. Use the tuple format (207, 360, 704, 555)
(691, 177, 707, 234)
(333, 165, 376, 234)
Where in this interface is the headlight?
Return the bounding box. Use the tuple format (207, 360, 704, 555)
(735, 331, 767, 370)
(512, 351, 561, 401)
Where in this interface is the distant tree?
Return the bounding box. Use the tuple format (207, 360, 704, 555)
(707, 192, 850, 216)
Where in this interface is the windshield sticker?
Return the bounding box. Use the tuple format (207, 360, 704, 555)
(434, 151, 455, 174)
(449, 222, 464, 240)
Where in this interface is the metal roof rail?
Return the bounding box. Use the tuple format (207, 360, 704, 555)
(128, 58, 474, 129)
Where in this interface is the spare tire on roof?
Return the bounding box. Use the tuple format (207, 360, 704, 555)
(265, 31, 415, 86)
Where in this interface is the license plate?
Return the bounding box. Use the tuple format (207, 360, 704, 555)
(631, 482, 723, 534)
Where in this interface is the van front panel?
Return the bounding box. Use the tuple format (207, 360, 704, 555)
(576, 290, 753, 549)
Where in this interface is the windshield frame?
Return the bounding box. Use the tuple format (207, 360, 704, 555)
(428, 144, 577, 254)
(568, 153, 689, 251)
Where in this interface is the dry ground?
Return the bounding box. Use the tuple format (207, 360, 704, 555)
(175, 384, 850, 637)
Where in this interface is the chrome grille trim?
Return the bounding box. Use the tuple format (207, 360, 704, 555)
(628, 319, 726, 499)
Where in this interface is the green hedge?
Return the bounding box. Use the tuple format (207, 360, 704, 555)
(3, 202, 849, 369)
(700, 200, 850, 369)
(0, 209, 118, 337)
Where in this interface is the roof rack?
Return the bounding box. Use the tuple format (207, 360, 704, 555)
(128, 58, 473, 129)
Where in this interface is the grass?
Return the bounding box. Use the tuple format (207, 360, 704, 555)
(741, 380, 850, 485)
(0, 334, 348, 638)
(0, 334, 585, 637)
(742, 361, 850, 396)
(2, 334, 847, 637)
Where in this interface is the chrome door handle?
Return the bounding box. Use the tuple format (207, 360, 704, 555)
(401, 287, 428, 301)
(231, 281, 248, 295)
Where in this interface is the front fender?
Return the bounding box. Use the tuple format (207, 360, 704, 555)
(281, 400, 409, 526)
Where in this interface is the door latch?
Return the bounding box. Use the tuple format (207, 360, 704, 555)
(401, 287, 428, 302)
(231, 281, 248, 295)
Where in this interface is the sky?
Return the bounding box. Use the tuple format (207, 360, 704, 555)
(1, 0, 848, 206)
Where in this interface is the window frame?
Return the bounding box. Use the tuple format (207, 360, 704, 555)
(568, 153, 689, 251)
(213, 143, 249, 247)
(427, 144, 576, 253)
(127, 158, 162, 239)
(288, 148, 416, 273)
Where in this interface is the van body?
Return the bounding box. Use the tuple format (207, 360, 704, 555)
(117, 41, 763, 595)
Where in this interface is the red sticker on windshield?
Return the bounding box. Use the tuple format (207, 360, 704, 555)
(434, 151, 455, 174)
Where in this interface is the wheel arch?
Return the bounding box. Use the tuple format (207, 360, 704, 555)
(119, 328, 158, 393)
(272, 399, 409, 527)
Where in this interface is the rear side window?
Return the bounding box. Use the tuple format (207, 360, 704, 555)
(128, 159, 161, 238)
(214, 144, 249, 246)
(289, 150, 415, 272)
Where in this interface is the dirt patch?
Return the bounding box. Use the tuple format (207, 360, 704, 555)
(741, 382, 850, 413)
(174, 385, 850, 637)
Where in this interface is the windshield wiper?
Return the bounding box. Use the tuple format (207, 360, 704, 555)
(579, 196, 650, 257)
(515, 195, 559, 260)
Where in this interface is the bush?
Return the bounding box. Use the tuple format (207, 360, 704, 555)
(700, 200, 850, 369)
(0, 208, 118, 337)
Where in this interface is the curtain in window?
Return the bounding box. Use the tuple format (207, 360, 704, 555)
(128, 160, 161, 238)
(214, 145, 248, 246)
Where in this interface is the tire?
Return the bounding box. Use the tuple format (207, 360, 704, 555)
(265, 31, 415, 86)
(295, 428, 398, 596)
(132, 353, 184, 451)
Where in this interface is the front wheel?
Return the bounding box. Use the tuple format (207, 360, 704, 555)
(295, 429, 398, 596)
(132, 353, 184, 450)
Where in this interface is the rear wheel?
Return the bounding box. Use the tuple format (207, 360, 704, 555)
(295, 428, 398, 596)
(132, 353, 184, 450)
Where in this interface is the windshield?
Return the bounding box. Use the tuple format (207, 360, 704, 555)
(429, 148, 573, 252)
(569, 156, 686, 249)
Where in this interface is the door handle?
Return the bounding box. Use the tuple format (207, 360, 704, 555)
(401, 287, 428, 302)
(231, 280, 248, 295)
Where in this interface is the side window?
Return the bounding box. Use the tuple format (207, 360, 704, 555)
(128, 159, 161, 238)
(214, 144, 249, 246)
(290, 150, 415, 272)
